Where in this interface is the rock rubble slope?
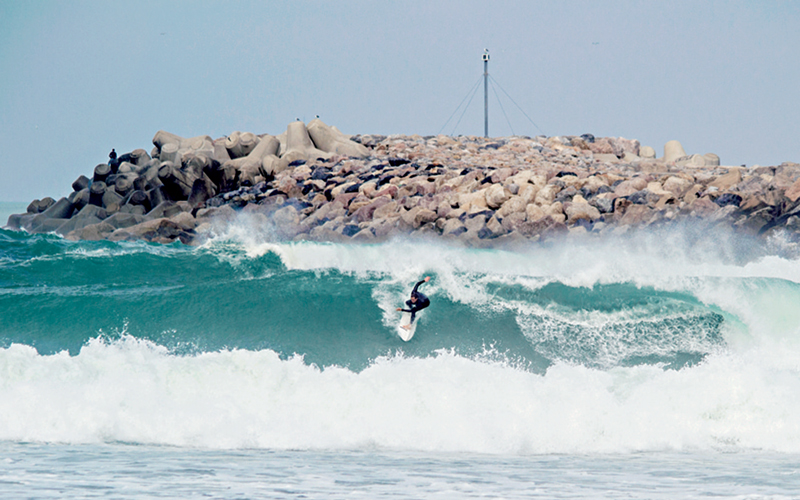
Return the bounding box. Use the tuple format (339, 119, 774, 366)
(7, 120, 800, 246)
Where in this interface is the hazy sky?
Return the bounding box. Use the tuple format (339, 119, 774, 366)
(1, 0, 799, 202)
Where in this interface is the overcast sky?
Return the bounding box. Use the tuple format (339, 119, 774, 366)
(1, 0, 798, 202)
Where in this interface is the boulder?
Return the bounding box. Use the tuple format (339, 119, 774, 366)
(169, 211, 197, 232)
(618, 204, 652, 225)
(497, 196, 528, 217)
(773, 163, 800, 189)
(534, 184, 560, 205)
(708, 168, 743, 190)
(109, 218, 186, 243)
(614, 178, 647, 197)
(352, 196, 392, 223)
(485, 183, 511, 209)
(400, 206, 437, 228)
(442, 218, 467, 236)
(273, 205, 301, 238)
(662, 176, 692, 196)
(785, 178, 800, 203)
(65, 221, 116, 241)
(565, 203, 601, 224)
(485, 215, 505, 237)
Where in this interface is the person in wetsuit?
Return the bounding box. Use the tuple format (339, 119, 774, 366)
(396, 276, 431, 330)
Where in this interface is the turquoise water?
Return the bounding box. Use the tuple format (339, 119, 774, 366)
(3, 214, 800, 496)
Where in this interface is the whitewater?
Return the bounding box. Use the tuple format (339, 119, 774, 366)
(2, 205, 800, 497)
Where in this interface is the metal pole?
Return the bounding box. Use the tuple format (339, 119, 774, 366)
(483, 50, 489, 138)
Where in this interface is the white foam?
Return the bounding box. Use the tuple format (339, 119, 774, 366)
(1, 335, 799, 454)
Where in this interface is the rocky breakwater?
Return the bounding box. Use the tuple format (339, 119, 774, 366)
(7, 124, 800, 246)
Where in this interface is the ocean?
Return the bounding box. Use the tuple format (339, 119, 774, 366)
(2, 201, 800, 498)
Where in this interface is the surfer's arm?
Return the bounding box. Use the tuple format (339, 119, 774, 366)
(411, 276, 431, 294)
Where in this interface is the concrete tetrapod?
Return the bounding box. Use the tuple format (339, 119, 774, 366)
(224, 134, 280, 185)
(281, 121, 332, 164)
(307, 118, 369, 158)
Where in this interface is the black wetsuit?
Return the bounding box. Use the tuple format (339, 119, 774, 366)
(400, 280, 430, 324)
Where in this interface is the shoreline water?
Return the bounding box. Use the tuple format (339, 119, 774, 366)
(2, 443, 799, 499)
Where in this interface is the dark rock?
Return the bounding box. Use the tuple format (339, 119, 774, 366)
(311, 168, 332, 181)
(592, 197, 615, 214)
(714, 193, 743, 208)
(580, 133, 595, 144)
(626, 190, 660, 205)
(342, 224, 361, 237)
(388, 158, 410, 167)
(555, 186, 578, 203)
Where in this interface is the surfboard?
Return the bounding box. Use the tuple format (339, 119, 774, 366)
(397, 311, 417, 342)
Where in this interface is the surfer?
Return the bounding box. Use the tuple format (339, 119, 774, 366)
(397, 276, 431, 330)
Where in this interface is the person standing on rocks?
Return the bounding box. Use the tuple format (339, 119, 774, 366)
(397, 276, 431, 330)
(108, 148, 117, 165)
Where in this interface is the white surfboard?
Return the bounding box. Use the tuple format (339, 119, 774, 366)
(397, 311, 417, 342)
